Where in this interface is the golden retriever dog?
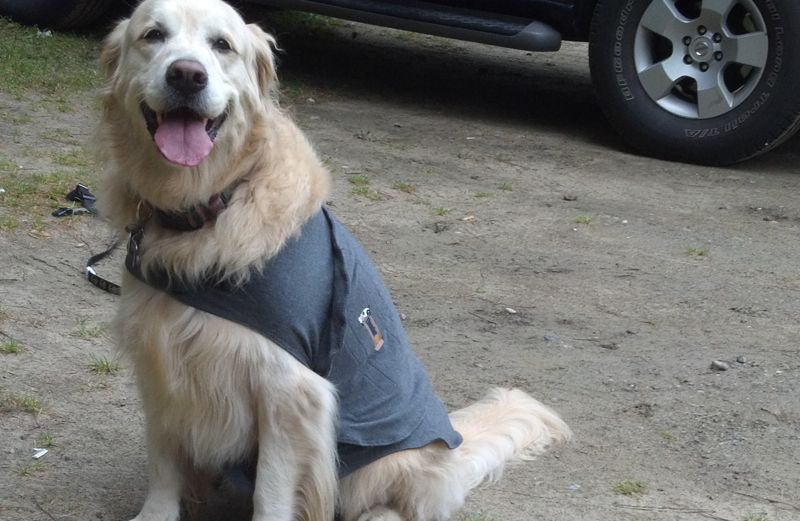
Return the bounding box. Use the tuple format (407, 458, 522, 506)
(98, 1, 571, 520)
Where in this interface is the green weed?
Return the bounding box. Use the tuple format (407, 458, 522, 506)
(0, 339, 23, 354)
(17, 461, 46, 477)
(71, 318, 106, 339)
(0, 387, 44, 414)
(686, 247, 709, 257)
(348, 175, 370, 187)
(88, 356, 121, 375)
(393, 182, 416, 194)
(36, 432, 56, 448)
(612, 479, 648, 496)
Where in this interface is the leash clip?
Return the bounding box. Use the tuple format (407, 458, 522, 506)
(125, 201, 152, 271)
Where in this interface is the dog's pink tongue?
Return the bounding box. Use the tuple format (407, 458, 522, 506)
(154, 113, 212, 167)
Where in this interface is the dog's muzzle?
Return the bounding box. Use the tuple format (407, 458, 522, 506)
(138, 59, 229, 168)
(141, 103, 228, 168)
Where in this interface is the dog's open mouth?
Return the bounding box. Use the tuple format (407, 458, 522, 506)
(141, 104, 227, 167)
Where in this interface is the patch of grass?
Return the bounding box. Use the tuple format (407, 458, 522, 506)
(348, 175, 370, 187)
(0, 216, 19, 231)
(432, 207, 451, 216)
(36, 432, 56, 448)
(612, 479, 648, 496)
(30, 215, 47, 233)
(38, 128, 82, 146)
(743, 514, 768, 521)
(575, 215, 594, 225)
(351, 186, 382, 201)
(686, 247, 709, 257)
(17, 461, 46, 477)
(393, 182, 416, 194)
(10, 114, 32, 125)
(0, 339, 23, 354)
(660, 431, 677, 442)
(0, 308, 8, 321)
(19, 395, 44, 414)
(0, 18, 101, 97)
(71, 318, 106, 339)
(54, 147, 94, 169)
(498, 181, 513, 191)
(88, 355, 121, 375)
(0, 387, 44, 414)
(0, 170, 75, 211)
(0, 156, 19, 172)
(473, 192, 492, 199)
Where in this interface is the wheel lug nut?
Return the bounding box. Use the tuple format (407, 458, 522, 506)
(714, 51, 724, 61)
(713, 33, 722, 43)
(700, 63, 710, 72)
(683, 36, 692, 46)
(684, 55, 693, 65)
(698, 25, 707, 35)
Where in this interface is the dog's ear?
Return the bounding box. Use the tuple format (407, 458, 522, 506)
(246, 24, 278, 96)
(100, 19, 129, 79)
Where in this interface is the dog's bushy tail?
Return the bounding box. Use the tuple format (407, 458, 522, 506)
(338, 388, 569, 521)
(449, 387, 571, 491)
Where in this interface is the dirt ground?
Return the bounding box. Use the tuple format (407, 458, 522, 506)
(1, 12, 799, 521)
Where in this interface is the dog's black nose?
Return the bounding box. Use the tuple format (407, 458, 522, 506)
(166, 59, 208, 95)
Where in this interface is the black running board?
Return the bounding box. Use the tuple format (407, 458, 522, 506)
(265, 0, 562, 52)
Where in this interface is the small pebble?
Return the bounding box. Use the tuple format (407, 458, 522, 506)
(563, 193, 578, 201)
(736, 356, 747, 364)
(543, 334, 560, 343)
(710, 360, 730, 371)
(505, 307, 517, 314)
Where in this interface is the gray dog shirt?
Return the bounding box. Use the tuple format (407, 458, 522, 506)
(127, 207, 462, 476)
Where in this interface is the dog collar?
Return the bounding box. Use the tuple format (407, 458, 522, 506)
(125, 181, 242, 275)
(151, 182, 241, 232)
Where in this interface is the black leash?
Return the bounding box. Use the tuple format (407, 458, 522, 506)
(86, 235, 122, 295)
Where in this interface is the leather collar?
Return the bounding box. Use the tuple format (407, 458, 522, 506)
(146, 182, 241, 232)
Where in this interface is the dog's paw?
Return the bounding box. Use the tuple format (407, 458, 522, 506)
(356, 506, 404, 521)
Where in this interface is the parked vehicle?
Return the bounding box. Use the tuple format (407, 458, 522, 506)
(2, 0, 798, 165)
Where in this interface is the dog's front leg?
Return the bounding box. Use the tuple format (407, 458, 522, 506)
(130, 423, 183, 521)
(252, 383, 337, 521)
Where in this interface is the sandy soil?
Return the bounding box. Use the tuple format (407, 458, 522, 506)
(1, 14, 799, 521)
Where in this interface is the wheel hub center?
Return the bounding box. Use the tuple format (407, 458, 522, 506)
(690, 37, 716, 62)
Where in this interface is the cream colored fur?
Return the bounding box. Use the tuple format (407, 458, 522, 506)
(100, 1, 570, 520)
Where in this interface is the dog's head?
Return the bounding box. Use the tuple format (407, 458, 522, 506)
(101, 0, 276, 169)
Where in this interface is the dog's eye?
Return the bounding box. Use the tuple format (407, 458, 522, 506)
(143, 29, 166, 42)
(213, 38, 232, 53)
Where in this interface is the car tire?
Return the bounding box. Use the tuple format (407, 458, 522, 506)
(589, 0, 800, 165)
(0, 0, 116, 29)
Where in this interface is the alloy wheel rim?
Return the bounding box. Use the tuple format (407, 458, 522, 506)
(634, 0, 769, 119)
